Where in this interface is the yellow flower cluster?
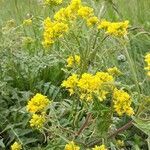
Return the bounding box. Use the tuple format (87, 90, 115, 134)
(27, 93, 50, 113)
(78, 6, 99, 27)
(44, 0, 62, 5)
(113, 88, 134, 116)
(44, 0, 81, 46)
(62, 72, 114, 101)
(29, 113, 46, 129)
(23, 19, 32, 26)
(78, 72, 114, 101)
(43, 17, 69, 48)
(92, 145, 107, 150)
(78, 6, 94, 19)
(54, 0, 81, 22)
(61, 74, 78, 95)
(98, 20, 129, 36)
(64, 141, 80, 150)
(43, 0, 100, 47)
(86, 16, 99, 27)
(67, 55, 81, 68)
(144, 53, 150, 76)
(11, 142, 22, 150)
(116, 140, 125, 147)
(27, 93, 50, 129)
(107, 67, 122, 76)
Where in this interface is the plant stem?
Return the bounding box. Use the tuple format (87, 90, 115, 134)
(108, 120, 133, 138)
(75, 113, 92, 137)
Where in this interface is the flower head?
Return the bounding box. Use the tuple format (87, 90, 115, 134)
(11, 142, 22, 150)
(116, 140, 125, 147)
(29, 113, 46, 129)
(107, 67, 122, 76)
(113, 88, 134, 116)
(61, 74, 78, 95)
(144, 53, 150, 76)
(42, 17, 68, 48)
(92, 144, 107, 150)
(67, 55, 80, 67)
(98, 20, 129, 37)
(78, 6, 94, 19)
(64, 141, 80, 150)
(27, 93, 50, 113)
(87, 16, 99, 27)
(23, 19, 32, 26)
(44, 0, 62, 5)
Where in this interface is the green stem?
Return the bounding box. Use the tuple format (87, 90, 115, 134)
(123, 45, 141, 95)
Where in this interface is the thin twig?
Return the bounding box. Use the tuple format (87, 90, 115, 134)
(75, 113, 92, 137)
(108, 120, 133, 138)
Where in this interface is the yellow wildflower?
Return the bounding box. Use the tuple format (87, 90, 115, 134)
(95, 72, 114, 83)
(67, 55, 81, 67)
(144, 53, 150, 76)
(11, 142, 22, 150)
(62, 72, 114, 101)
(64, 141, 80, 150)
(98, 20, 129, 37)
(113, 88, 134, 116)
(69, 0, 81, 12)
(116, 140, 125, 147)
(53, 22, 69, 37)
(61, 74, 78, 95)
(27, 93, 50, 113)
(23, 18, 32, 26)
(78, 72, 113, 101)
(54, 8, 72, 22)
(54, 0, 81, 22)
(107, 67, 122, 76)
(78, 6, 94, 19)
(92, 144, 107, 150)
(97, 20, 110, 30)
(44, 0, 62, 5)
(42, 17, 68, 48)
(87, 16, 99, 27)
(29, 113, 46, 129)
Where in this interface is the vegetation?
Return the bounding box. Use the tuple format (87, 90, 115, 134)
(0, 0, 150, 149)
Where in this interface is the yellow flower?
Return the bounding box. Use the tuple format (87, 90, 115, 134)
(27, 93, 50, 113)
(78, 6, 94, 19)
(23, 19, 32, 26)
(44, 0, 62, 5)
(92, 144, 107, 150)
(54, 0, 81, 22)
(61, 74, 78, 95)
(107, 67, 122, 76)
(29, 113, 46, 129)
(116, 140, 125, 147)
(113, 88, 134, 116)
(98, 20, 129, 37)
(67, 55, 81, 67)
(11, 142, 22, 150)
(87, 16, 99, 27)
(95, 72, 114, 83)
(62, 72, 114, 102)
(64, 141, 80, 150)
(144, 53, 150, 76)
(53, 22, 69, 37)
(42, 17, 68, 48)
(69, 0, 81, 12)
(97, 20, 110, 30)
